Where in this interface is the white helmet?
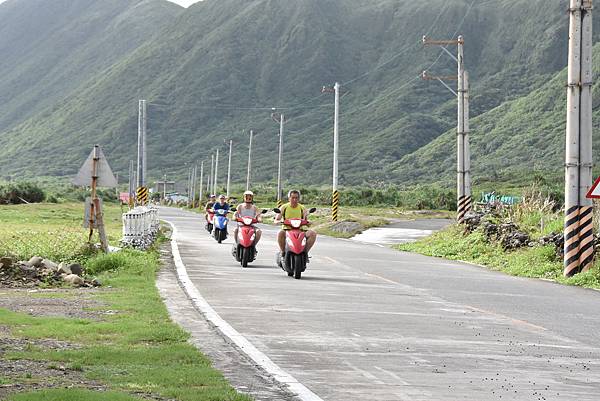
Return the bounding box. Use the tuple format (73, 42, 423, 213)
(243, 190, 254, 197)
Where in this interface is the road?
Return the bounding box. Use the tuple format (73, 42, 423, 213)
(160, 207, 600, 401)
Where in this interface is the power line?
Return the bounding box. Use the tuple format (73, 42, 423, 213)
(340, 0, 476, 118)
(341, 1, 452, 87)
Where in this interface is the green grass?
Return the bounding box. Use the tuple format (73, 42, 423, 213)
(399, 224, 600, 289)
(8, 389, 143, 401)
(0, 202, 123, 263)
(0, 203, 252, 401)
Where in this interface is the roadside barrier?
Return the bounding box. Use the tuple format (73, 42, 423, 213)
(121, 206, 160, 249)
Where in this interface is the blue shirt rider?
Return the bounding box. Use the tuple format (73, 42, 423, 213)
(213, 195, 230, 212)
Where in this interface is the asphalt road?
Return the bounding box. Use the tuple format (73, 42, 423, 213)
(160, 207, 600, 401)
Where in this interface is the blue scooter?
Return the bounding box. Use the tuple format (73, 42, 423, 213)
(212, 209, 230, 243)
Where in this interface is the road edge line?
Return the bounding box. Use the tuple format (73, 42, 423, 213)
(165, 221, 325, 401)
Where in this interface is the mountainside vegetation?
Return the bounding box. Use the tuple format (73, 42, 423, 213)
(0, 0, 597, 189)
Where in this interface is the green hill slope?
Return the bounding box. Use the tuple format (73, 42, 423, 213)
(391, 42, 600, 187)
(0, 0, 595, 188)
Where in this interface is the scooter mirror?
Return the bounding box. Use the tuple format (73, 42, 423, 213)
(261, 209, 268, 214)
(273, 208, 282, 214)
(308, 207, 317, 213)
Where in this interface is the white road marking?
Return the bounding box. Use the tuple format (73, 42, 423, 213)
(166, 221, 325, 401)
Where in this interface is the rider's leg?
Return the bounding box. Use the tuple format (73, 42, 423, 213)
(305, 230, 317, 253)
(254, 228, 262, 245)
(277, 230, 286, 254)
(233, 226, 239, 243)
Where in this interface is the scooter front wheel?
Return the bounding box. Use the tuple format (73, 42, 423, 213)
(241, 247, 250, 267)
(292, 254, 303, 279)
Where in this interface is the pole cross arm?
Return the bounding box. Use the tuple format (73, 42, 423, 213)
(422, 35, 463, 46)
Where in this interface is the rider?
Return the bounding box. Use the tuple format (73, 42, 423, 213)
(204, 194, 216, 224)
(274, 189, 317, 258)
(213, 194, 231, 214)
(233, 190, 262, 246)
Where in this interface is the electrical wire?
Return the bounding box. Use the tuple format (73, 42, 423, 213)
(341, 1, 452, 87)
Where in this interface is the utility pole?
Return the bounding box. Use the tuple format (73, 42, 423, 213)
(246, 130, 254, 191)
(163, 174, 167, 203)
(137, 100, 147, 189)
(128, 160, 135, 209)
(322, 83, 341, 221)
(227, 140, 233, 198)
(209, 154, 214, 195)
(214, 148, 219, 196)
(187, 166, 192, 207)
(422, 35, 471, 224)
(192, 165, 198, 208)
(199, 161, 204, 206)
(564, 0, 594, 277)
(272, 113, 285, 208)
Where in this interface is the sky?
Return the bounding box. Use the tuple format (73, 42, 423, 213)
(167, 0, 202, 7)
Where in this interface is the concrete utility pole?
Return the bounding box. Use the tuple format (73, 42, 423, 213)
(214, 148, 219, 196)
(227, 140, 233, 198)
(246, 130, 254, 191)
(128, 160, 135, 208)
(564, 0, 594, 277)
(272, 113, 285, 208)
(199, 161, 204, 206)
(209, 154, 214, 195)
(191, 165, 198, 208)
(163, 174, 167, 202)
(422, 35, 471, 224)
(322, 83, 341, 221)
(137, 100, 147, 188)
(187, 167, 192, 207)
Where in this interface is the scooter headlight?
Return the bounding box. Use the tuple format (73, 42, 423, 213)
(290, 219, 301, 228)
(243, 217, 253, 225)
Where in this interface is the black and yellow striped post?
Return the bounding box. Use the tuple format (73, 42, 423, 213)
(332, 190, 339, 222)
(564, 0, 594, 277)
(136, 186, 149, 206)
(277, 199, 283, 209)
(457, 195, 472, 224)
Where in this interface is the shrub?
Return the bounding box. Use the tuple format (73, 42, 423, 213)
(0, 182, 45, 204)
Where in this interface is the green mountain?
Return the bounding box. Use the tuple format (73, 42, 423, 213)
(0, 0, 596, 190)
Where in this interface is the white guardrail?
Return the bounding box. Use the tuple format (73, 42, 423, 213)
(121, 206, 160, 249)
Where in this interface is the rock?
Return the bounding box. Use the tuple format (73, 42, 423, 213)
(28, 256, 43, 268)
(91, 278, 102, 287)
(42, 259, 58, 271)
(63, 274, 84, 286)
(0, 257, 14, 267)
(67, 264, 83, 276)
(57, 263, 72, 275)
(329, 221, 364, 234)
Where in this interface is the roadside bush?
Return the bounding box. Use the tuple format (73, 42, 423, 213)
(0, 182, 45, 204)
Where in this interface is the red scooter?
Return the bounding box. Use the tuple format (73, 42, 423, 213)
(205, 210, 215, 233)
(233, 209, 267, 267)
(273, 207, 316, 279)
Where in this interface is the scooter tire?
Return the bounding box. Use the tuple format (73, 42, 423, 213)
(241, 247, 250, 268)
(292, 254, 303, 279)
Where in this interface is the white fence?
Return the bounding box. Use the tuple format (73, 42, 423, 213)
(121, 206, 160, 249)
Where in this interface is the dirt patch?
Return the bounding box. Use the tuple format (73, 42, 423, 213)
(0, 288, 107, 320)
(0, 325, 106, 400)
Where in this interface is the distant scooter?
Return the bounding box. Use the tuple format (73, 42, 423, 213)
(213, 209, 230, 243)
(273, 207, 316, 279)
(205, 210, 215, 233)
(233, 209, 268, 267)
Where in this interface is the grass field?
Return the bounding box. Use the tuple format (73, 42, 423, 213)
(399, 198, 600, 289)
(0, 202, 252, 401)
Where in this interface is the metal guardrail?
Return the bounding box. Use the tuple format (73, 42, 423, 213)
(121, 206, 160, 249)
